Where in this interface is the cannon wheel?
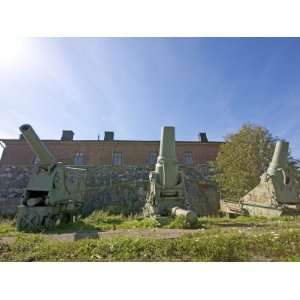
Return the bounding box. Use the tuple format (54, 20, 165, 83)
(17, 213, 41, 232)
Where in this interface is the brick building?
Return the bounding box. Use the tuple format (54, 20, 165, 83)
(0, 129, 223, 216)
(0, 130, 222, 172)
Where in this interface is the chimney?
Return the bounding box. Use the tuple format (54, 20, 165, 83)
(19, 134, 25, 141)
(104, 131, 114, 141)
(198, 132, 208, 143)
(61, 130, 74, 141)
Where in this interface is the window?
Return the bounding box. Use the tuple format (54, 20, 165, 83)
(148, 151, 158, 165)
(74, 152, 85, 165)
(112, 152, 122, 166)
(184, 152, 193, 165)
(200, 164, 209, 176)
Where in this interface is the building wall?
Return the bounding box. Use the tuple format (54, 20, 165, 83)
(0, 165, 220, 217)
(0, 140, 222, 166)
(0, 139, 222, 217)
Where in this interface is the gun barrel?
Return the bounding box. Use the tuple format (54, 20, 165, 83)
(20, 124, 56, 168)
(155, 126, 178, 187)
(159, 126, 177, 161)
(171, 207, 197, 223)
(267, 140, 289, 175)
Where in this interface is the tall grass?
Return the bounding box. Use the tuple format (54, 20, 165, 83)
(1, 228, 300, 262)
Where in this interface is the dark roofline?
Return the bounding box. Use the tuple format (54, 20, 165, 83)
(0, 139, 224, 145)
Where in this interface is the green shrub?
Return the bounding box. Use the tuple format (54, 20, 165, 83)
(166, 216, 200, 229)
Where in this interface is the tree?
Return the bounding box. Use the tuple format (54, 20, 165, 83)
(211, 123, 299, 200)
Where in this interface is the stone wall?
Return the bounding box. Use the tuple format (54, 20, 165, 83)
(0, 166, 30, 216)
(0, 165, 220, 217)
(83, 165, 151, 216)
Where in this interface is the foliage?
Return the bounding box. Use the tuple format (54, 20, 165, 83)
(0, 217, 16, 237)
(211, 123, 299, 200)
(84, 210, 161, 230)
(2, 225, 300, 261)
(2, 214, 300, 261)
(166, 216, 200, 229)
(287, 157, 300, 184)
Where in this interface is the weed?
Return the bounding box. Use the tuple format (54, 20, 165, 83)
(2, 214, 300, 261)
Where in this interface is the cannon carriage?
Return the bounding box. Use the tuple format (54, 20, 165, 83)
(16, 124, 86, 231)
(144, 126, 196, 223)
(221, 141, 300, 217)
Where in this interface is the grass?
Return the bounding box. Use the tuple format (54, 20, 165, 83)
(0, 217, 17, 237)
(4, 211, 299, 236)
(0, 212, 162, 237)
(1, 227, 300, 261)
(165, 215, 200, 229)
(2, 212, 300, 261)
(83, 211, 161, 230)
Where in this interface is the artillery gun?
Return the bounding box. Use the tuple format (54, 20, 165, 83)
(16, 124, 86, 232)
(220, 141, 300, 217)
(144, 126, 196, 224)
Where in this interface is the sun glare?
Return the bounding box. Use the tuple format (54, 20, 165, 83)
(0, 37, 25, 65)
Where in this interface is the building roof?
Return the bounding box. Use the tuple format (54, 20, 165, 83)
(1, 138, 223, 144)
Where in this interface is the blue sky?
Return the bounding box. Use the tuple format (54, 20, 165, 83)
(0, 38, 300, 158)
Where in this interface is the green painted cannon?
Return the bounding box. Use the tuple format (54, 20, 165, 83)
(144, 126, 193, 220)
(16, 124, 86, 232)
(221, 141, 300, 217)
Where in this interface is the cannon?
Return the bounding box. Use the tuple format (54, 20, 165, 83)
(143, 126, 194, 221)
(220, 141, 300, 217)
(16, 124, 87, 232)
